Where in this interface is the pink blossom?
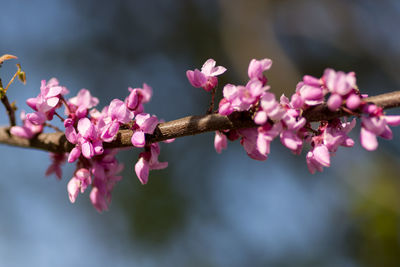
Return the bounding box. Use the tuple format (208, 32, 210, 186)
(323, 119, 356, 152)
(67, 168, 92, 203)
(238, 128, 268, 161)
(323, 69, 358, 111)
(248, 58, 272, 85)
(134, 143, 168, 185)
(306, 145, 330, 174)
(100, 99, 134, 142)
(256, 122, 282, 157)
(77, 118, 97, 158)
(67, 89, 99, 119)
(218, 98, 234, 116)
(75, 168, 92, 193)
(131, 113, 159, 147)
(214, 131, 228, 154)
(324, 69, 356, 95)
(90, 187, 109, 212)
(66, 117, 103, 162)
(10, 111, 43, 139)
(280, 130, 303, 154)
(45, 153, 67, 180)
(254, 92, 285, 125)
(67, 177, 80, 203)
(135, 157, 149, 185)
(360, 127, 379, 151)
(295, 81, 324, 106)
(68, 147, 81, 163)
(86, 149, 123, 212)
(278, 95, 306, 154)
(219, 81, 270, 116)
(108, 99, 133, 123)
(360, 105, 400, 151)
(126, 83, 153, 113)
(186, 59, 226, 92)
(26, 78, 69, 124)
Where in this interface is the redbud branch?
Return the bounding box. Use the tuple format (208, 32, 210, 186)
(0, 91, 399, 153)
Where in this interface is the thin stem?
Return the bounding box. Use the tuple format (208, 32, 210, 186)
(54, 112, 65, 122)
(207, 87, 217, 114)
(60, 97, 72, 116)
(44, 123, 62, 132)
(3, 69, 19, 93)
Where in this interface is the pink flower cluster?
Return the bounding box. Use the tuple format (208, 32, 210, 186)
(9, 57, 400, 212)
(11, 79, 169, 212)
(187, 58, 400, 174)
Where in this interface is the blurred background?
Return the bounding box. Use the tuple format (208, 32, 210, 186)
(1, 0, 400, 266)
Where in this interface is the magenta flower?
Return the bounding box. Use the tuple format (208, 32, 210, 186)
(323, 69, 360, 111)
(277, 95, 307, 154)
(214, 131, 228, 154)
(67, 177, 80, 203)
(323, 119, 356, 152)
(126, 83, 153, 113)
(219, 80, 270, 116)
(45, 153, 67, 180)
(295, 80, 324, 107)
(88, 149, 123, 212)
(131, 113, 159, 147)
(248, 58, 272, 85)
(306, 145, 330, 174)
(10, 111, 43, 139)
(90, 187, 109, 212)
(218, 98, 234, 116)
(254, 92, 285, 125)
(186, 59, 226, 92)
(238, 128, 268, 161)
(68, 89, 99, 119)
(360, 105, 400, 151)
(135, 157, 149, 185)
(256, 122, 282, 157)
(26, 78, 69, 125)
(66, 117, 103, 162)
(67, 168, 92, 203)
(135, 143, 168, 185)
(99, 99, 134, 142)
(280, 130, 303, 154)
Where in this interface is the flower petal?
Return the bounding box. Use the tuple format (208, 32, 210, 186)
(360, 127, 378, 151)
(135, 157, 150, 185)
(131, 131, 146, 147)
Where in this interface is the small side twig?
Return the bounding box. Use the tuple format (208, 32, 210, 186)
(3, 68, 20, 93)
(0, 79, 16, 126)
(44, 123, 62, 132)
(207, 87, 217, 114)
(54, 112, 65, 122)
